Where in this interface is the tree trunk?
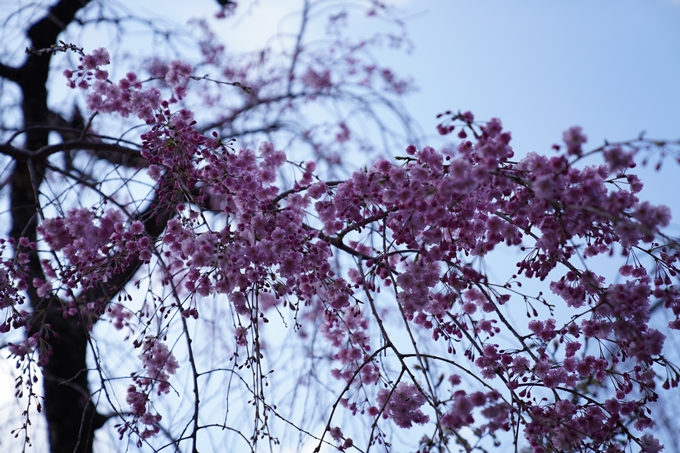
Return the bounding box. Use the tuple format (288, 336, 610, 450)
(8, 1, 103, 452)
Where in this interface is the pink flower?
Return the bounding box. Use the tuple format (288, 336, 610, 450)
(336, 122, 351, 143)
(81, 48, 110, 69)
(7, 334, 38, 358)
(301, 68, 332, 90)
(165, 60, 193, 88)
(139, 337, 180, 394)
(640, 434, 664, 453)
(532, 174, 558, 199)
(603, 145, 635, 173)
(376, 382, 429, 429)
(329, 426, 343, 441)
(126, 385, 148, 416)
(563, 126, 587, 156)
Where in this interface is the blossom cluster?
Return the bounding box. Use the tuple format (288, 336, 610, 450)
(4, 48, 673, 451)
(376, 382, 429, 429)
(0, 237, 33, 334)
(120, 337, 179, 440)
(63, 48, 193, 123)
(37, 208, 150, 305)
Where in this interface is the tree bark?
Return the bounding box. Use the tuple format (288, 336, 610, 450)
(4, 1, 133, 452)
(10, 1, 99, 451)
(2, 1, 177, 450)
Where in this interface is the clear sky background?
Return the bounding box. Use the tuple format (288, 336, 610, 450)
(164, 0, 680, 222)
(402, 0, 680, 150)
(173, 0, 680, 146)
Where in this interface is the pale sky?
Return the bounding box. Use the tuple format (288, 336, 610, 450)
(399, 1, 680, 235)
(183, 0, 680, 219)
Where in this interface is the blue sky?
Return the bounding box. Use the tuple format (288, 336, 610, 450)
(195, 0, 680, 220)
(402, 1, 680, 153)
(72, 0, 680, 171)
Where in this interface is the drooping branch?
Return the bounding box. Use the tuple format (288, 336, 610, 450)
(25, 0, 93, 55)
(81, 193, 173, 308)
(1, 140, 143, 162)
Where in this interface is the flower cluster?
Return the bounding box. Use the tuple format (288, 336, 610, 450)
(64, 48, 165, 123)
(121, 337, 179, 440)
(25, 48, 678, 451)
(36, 208, 151, 319)
(376, 382, 429, 429)
(0, 237, 33, 334)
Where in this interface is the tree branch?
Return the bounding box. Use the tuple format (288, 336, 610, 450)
(0, 62, 21, 82)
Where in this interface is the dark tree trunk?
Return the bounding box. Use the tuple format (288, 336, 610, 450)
(2, 2, 175, 450)
(6, 1, 104, 452)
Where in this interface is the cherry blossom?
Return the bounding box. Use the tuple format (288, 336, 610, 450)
(3, 39, 680, 453)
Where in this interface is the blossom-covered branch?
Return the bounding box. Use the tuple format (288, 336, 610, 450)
(6, 47, 678, 452)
